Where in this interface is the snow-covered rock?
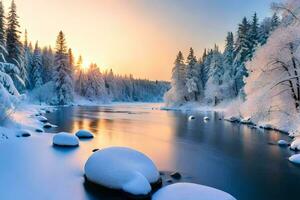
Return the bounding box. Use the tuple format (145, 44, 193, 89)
(37, 116, 48, 123)
(226, 116, 240, 123)
(84, 147, 160, 196)
(289, 130, 300, 138)
(259, 124, 274, 130)
(188, 115, 195, 120)
(35, 128, 44, 133)
(277, 140, 289, 146)
(43, 123, 57, 129)
(53, 132, 79, 147)
(289, 154, 300, 164)
(203, 117, 209, 121)
(290, 137, 300, 151)
(152, 183, 236, 200)
(240, 117, 253, 125)
(75, 130, 94, 139)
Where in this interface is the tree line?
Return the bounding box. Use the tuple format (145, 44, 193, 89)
(0, 0, 169, 106)
(165, 12, 280, 106)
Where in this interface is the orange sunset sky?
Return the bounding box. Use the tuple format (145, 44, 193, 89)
(3, 0, 273, 80)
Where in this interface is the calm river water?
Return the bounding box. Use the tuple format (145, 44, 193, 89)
(45, 103, 300, 200)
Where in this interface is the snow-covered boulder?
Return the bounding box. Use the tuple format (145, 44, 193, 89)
(37, 116, 48, 123)
(203, 117, 209, 121)
(290, 137, 300, 151)
(289, 154, 300, 165)
(277, 140, 289, 146)
(188, 115, 195, 120)
(75, 130, 94, 139)
(53, 132, 79, 147)
(84, 147, 160, 196)
(152, 183, 236, 200)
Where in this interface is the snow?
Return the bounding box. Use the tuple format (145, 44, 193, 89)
(84, 147, 160, 195)
(290, 137, 300, 151)
(75, 130, 94, 139)
(52, 132, 79, 147)
(289, 154, 300, 164)
(152, 183, 236, 200)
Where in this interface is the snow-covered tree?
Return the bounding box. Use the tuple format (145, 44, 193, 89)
(164, 51, 188, 105)
(6, 0, 25, 89)
(0, 0, 5, 55)
(31, 42, 43, 88)
(41, 46, 54, 83)
(185, 48, 199, 101)
(85, 63, 107, 100)
(52, 31, 74, 105)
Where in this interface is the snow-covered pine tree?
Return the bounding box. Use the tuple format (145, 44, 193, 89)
(185, 47, 199, 101)
(233, 17, 251, 96)
(53, 31, 74, 105)
(248, 13, 259, 60)
(222, 32, 236, 99)
(74, 55, 88, 96)
(31, 42, 43, 88)
(164, 51, 188, 105)
(41, 46, 54, 83)
(6, 0, 25, 89)
(205, 45, 224, 105)
(85, 63, 107, 100)
(0, 0, 5, 58)
(23, 29, 33, 89)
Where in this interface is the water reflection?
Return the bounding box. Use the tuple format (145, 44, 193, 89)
(45, 104, 300, 200)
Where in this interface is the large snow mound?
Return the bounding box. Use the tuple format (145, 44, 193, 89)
(53, 132, 79, 147)
(84, 147, 160, 195)
(75, 130, 94, 139)
(152, 183, 236, 200)
(290, 138, 300, 151)
(289, 154, 300, 164)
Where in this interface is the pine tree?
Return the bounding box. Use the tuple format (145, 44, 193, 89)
(31, 42, 43, 88)
(53, 31, 74, 105)
(185, 47, 199, 101)
(248, 13, 259, 60)
(85, 63, 107, 100)
(75, 55, 87, 96)
(270, 13, 280, 31)
(233, 17, 251, 96)
(0, 0, 5, 47)
(6, 0, 25, 90)
(23, 29, 33, 89)
(170, 51, 188, 102)
(42, 46, 54, 83)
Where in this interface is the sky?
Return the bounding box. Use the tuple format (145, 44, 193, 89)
(4, 0, 274, 81)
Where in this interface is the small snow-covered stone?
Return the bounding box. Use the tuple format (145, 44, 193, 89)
(289, 154, 300, 164)
(43, 123, 57, 129)
(84, 147, 160, 196)
(203, 117, 209, 121)
(290, 137, 300, 151)
(240, 117, 252, 124)
(170, 172, 181, 180)
(277, 140, 289, 146)
(53, 132, 79, 147)
(37, 116, 48, 123)
(152, 183, 236, 200)
(188, 116, 195, 120)
(75, 130, 94, 139)
(35, 128, 44, 133)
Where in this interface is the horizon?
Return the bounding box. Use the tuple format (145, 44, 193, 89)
(5, 0, 274, 81)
